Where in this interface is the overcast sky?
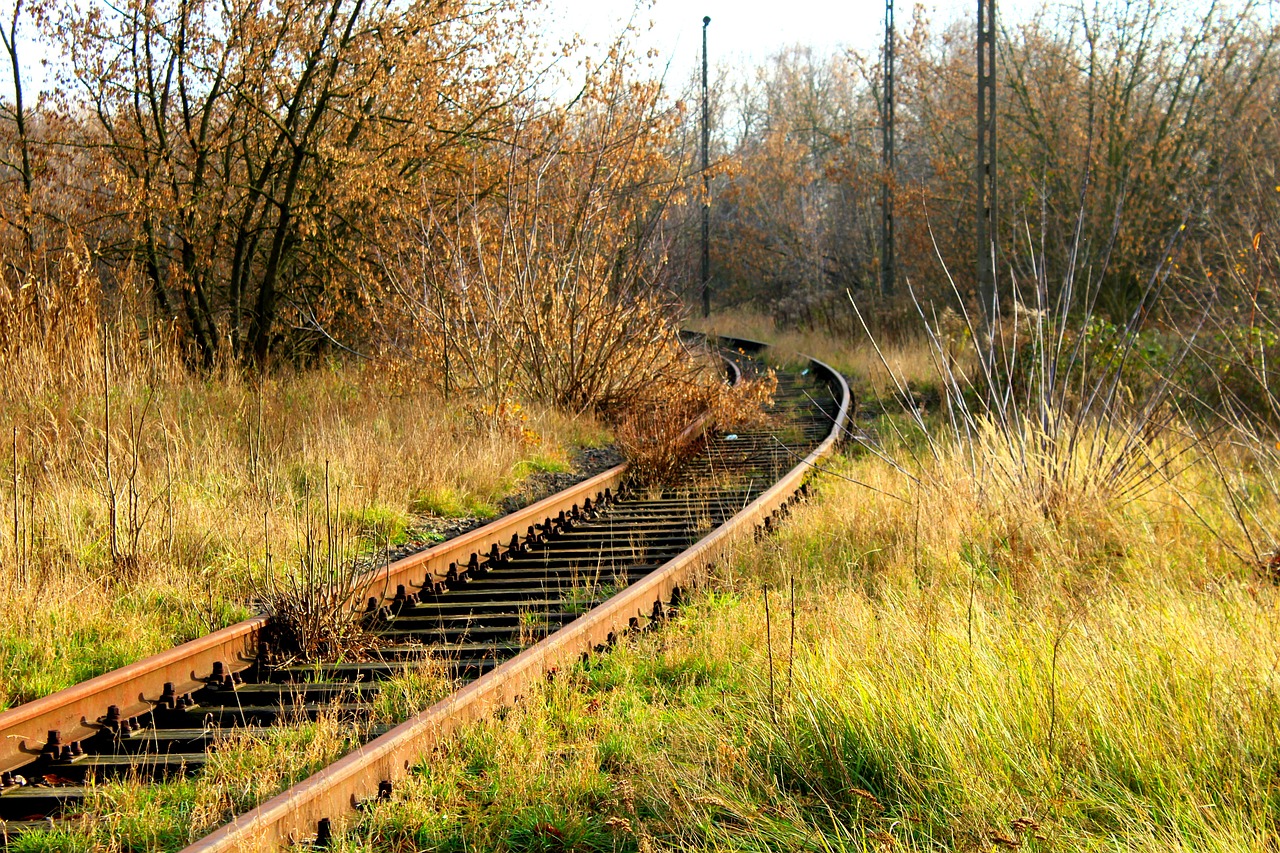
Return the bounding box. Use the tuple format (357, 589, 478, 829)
(536, 0, 983, 89)
(11, 0, 974, 97)
(533, 0, 1266, 93)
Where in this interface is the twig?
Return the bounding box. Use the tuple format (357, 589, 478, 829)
(11, 425, 18, 580)
(764, 583, 776, 724)
(787, 574, 795, 702)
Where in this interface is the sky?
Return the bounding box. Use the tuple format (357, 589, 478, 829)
(536, 0, 981, 88)
(7, 0, 1259, 100)
(532, 0, 1264, 93)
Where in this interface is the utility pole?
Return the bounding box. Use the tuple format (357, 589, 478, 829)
(976, 0, 997, 326)
(880, 0, 895, 298)
(701, 15, 712, 318)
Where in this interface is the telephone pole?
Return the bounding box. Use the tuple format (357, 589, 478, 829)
(880, 0, 895, 298)
(700, 15, 712, 318)
(976, 0, 997, 325)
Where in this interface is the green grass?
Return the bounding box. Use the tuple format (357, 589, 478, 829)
(342, 506, 414, 547)
(327, 442, 1280, 852)
(11, 321, 1276, 851)
(561, 580, 625, 615)
(515, 455, 573, 477)
(20, 434, 1278, 851)
(370, 662, 454, 722)
(408, 486, 500, 519)
(7, 829, 90, 853)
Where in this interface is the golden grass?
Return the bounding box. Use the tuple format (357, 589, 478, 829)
(687, 308, 949, 398)
(0, 327, 608, 709)
(325, 423, 1280, 852)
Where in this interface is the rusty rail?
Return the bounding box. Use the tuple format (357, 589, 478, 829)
(0, 464, 633, 776)
(183, 351, 850, 851)
(0, 346, 726, 779)
(0, 618, 265, 776)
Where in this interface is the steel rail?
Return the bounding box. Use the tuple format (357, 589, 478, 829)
(183, 351, 851, 852)
(0, 617, 265, 776)
(0, 467, 639, 778)
(0, 347, 725, 778)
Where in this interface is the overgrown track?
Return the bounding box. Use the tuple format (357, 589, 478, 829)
(0, 341, 851, 850)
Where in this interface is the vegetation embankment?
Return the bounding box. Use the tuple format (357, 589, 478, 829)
(27, 376, 1280, 850)
(320, 344, 1280, 851)
(243, 293, 1274, 853)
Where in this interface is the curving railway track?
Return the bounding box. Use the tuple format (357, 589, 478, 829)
(0, 338, 851, 850)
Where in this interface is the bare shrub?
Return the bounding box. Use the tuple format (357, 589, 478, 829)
(850, 207, 1204, 528)
(615, 350, 777, 487)
(372, 38, 695, 417)
(254, 465, 380, 662)
(613, 385, 710, 488)
(1172, 175, 1280, 570)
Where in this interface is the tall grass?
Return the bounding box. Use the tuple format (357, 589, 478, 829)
(850, 240, 1205, 527)
(315, 260, 1280, 850)
(0, 264, 608, 708)
(325, 436, 1280, 851)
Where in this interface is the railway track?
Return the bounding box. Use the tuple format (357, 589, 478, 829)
(0, 338, 851, 850)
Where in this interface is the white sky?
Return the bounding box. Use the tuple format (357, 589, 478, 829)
(12, 0, 975, 98)
(536, 0, 982, 89)
(533, 0, 1262, 94)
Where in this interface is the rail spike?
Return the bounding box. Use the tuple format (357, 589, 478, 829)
(314, 817, 332, 848)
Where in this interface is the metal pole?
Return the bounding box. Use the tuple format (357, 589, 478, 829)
(701, 15, 711, 318)
(880, 0, 895, 298)
(977, 0, 997, 325)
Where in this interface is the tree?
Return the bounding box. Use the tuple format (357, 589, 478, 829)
(56, 0, 536, 365)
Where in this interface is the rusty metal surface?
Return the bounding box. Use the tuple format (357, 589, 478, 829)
(0, 467, 639, 779)
(0, 617, 265, 775)
(183, 355, 850, 853)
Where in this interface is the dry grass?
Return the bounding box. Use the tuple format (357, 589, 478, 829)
(320, 416, 1280, 852)
(0, 298, 609, 709)
(614, 346, 777, 488)
(687, 308, 948, 399)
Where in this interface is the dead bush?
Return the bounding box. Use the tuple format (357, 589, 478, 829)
(614, 353, 777, 487)
(254, 467, 381, 663)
